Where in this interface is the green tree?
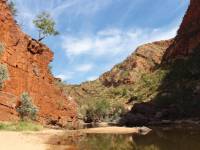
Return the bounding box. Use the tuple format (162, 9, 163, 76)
(0, 64, 9, 89)
(7, 1, 17, 16)
(33, 12, 59, 41)
(17, 92, 38, 121)
(0, 42, 5, 56)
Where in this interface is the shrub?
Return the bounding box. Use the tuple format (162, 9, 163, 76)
(7, 1, 17, 16)
(17, 92, 38, 121)
(0, 64, 9, 88)
(111, 102, 126, 117)
(154, 46, 200, 115)
(80, 99, 111, 122)
(33, 12, 59, 41)
(48, 65, 53, 74)
(121, 70, 129, 78)
(80, 98, 125, 123)
(94, 99, 110, 119)
(0, 42, 4, 55)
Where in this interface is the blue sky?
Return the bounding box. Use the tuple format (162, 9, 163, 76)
(14, 0, 189, 84)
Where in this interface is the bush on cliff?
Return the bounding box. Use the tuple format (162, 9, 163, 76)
(17, 92, 38, 121)
(0, 42, 4, 55)
(154, 46, 200, 116)
(7, 0, 17, 16)
(33, 12, 59, 41)
(80, 98, 125, 123)
(0, 64, 9, 89)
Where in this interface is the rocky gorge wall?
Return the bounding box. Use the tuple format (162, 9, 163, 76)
(0, 0, 77, 127)
(163, 0, 200, 60)
(100, 40, 173, 87)
(120, 0, 200, 126)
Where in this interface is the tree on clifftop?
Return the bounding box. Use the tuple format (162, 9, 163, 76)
(33, 12, 59, 41)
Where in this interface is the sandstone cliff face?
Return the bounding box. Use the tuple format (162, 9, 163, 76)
(0, 0, 77, 126)
(163, 0, 200, 60)
(100, 40, 173, 87)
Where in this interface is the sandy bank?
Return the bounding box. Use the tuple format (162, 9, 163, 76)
(0, 127, 151, 150)
(79, 126, 151, 134)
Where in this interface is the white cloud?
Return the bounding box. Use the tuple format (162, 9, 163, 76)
(87, 76, 98, 81)
(62, 37, 93, 55)
(66, 0, 113, 16)
(15, 0, 112, 33)
(75, 64, 93, 72)
(62, 26, 178, 57)
(55, 72, 74, 81)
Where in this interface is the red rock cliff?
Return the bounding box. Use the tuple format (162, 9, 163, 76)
(0, 0, 77, 126)
(100, 40, 173, 87)
(163, 0, 200, 60)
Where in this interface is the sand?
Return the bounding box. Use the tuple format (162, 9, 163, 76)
(79, 126, 149, 134)
(0, 127, 151, 150)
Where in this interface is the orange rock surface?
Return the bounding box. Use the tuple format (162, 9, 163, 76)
(100, 40, 173, 86)
(0, 0, 77, 126)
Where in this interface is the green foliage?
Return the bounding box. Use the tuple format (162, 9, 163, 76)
(0, 121, 42, 131)
(121, 70, 129, 78)
(7, 1, 17, 16)
(141, 70, 168, 91)
(79, 98, 125, 123)
(83, 99, 110, 122)
(130, 69, 168, 102)
(33, 12, 59, 41)
(111, 87, 129, 98)
(17, 92, 38, 121)
(0, 64, 9, 88)
(48, 65, 52, 74)
(154, 46, 200, 115)
(0, 42, 5, 55)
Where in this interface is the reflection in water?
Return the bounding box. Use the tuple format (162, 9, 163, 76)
(77, 134, 134, 150)
(133, 126, 200, 150)
(48, 126, 200, 150)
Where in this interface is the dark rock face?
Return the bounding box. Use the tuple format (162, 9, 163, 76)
(163, 0, 200, 60)
(0, 0, 77, 127)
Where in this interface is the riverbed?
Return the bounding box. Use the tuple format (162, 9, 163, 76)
(0, 125, 200, 150)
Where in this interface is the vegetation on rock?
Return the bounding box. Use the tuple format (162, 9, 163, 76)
(17, 92, 38, 121)
(0, 42, 5, 56)
(154, 45, 200, 116)
(7, 0, 17, 16)
(0, 63, 9, 89)
(33, 12, 59, 41)
(79, 98, 125, 123)
(63, 81, 129, 123)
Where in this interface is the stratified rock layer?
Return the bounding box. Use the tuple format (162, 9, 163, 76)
(0, 0, 77, 126)
(100, 40, 173, 87)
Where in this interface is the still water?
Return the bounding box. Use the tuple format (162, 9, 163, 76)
(49, 126, 200, 150)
